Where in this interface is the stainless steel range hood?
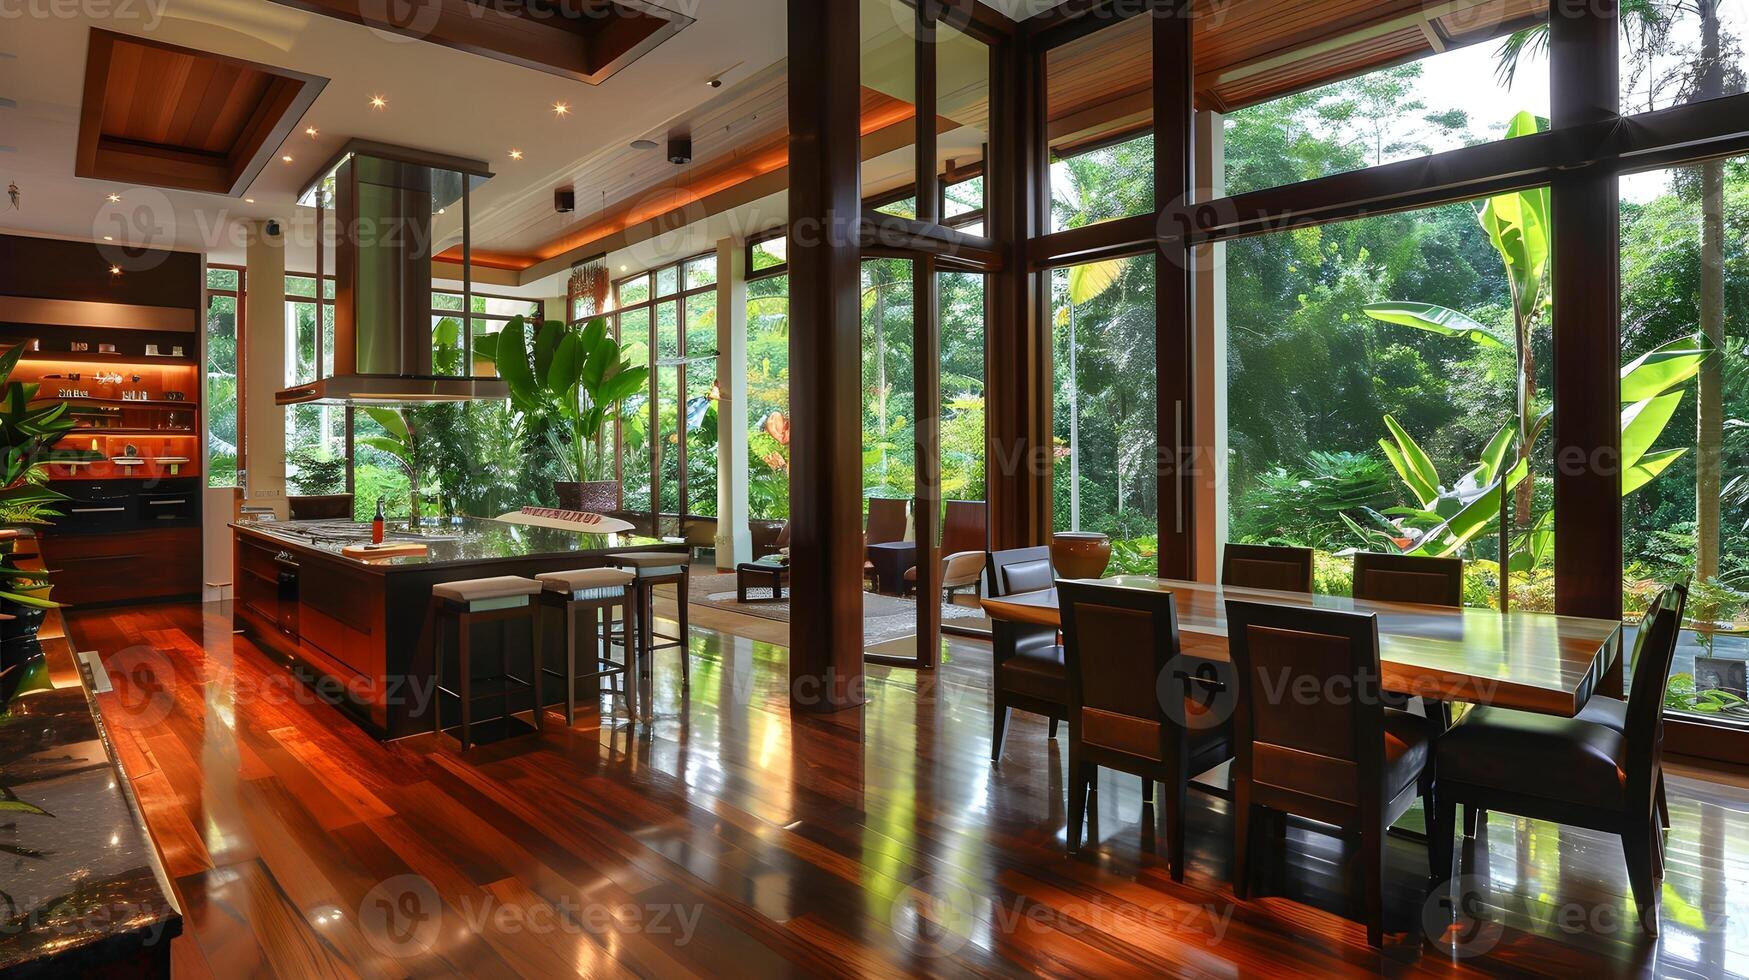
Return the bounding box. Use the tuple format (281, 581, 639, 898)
(276, 141, 508, 406)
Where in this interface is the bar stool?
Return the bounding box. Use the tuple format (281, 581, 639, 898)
(430, 575, 544, 751)
(536, 567, 637, 726)
(608, 552, 691, 706)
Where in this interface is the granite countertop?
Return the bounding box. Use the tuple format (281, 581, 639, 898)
(232, 515, 679, 570)
(0, 680, 181, 974)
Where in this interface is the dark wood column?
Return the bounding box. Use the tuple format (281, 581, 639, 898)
(1154, 3, 1196, 580)
(1550, 4, 1622, 672)
(787, 0, 865, 712)
(986, 25, 1049, 551)
(912, 256, 942, 667)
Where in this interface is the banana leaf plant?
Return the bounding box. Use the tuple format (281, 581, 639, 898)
(357, 406, 421, 518)
(474, 316, 649, 483)
(1362, 110, 1713, 576)
(1369, 333, 1713, 562)
(0, 343, 103, 608)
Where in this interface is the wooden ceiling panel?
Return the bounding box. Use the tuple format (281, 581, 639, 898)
(262, 0, 691, 85)
(76, 30, 327, 196)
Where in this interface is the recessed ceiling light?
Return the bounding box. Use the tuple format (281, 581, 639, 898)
(282, 155, 295, 163)
(106, 192, 120, 202)
(102, 235, 113, 241)
(553, 102, 569, 116)
(108, 265, 121, 275)
(369, 95, 387, 110)
(509, 149, 524, 161)
(245, 197, 255, 203)
(620, 265, 628, 272)
(305, 126, 318, 137)
(630, 139, 658, 151)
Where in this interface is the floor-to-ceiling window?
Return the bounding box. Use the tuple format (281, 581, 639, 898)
(1051, 254, 1157, 571)
(204, 265, 242, 488)
(612, 253, 718, 522)
(1621, 156, 1749, 727)
(746, 236, 790, 521)
(283, 274, 345, 497)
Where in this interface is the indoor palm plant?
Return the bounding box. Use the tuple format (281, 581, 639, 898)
(477, 316, 649, 512)
(0, 343, 103, 703)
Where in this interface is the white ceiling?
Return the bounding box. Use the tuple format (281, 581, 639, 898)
(0, 0, 786, 270)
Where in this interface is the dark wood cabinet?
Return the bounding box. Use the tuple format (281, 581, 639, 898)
(42, 527, 201, 606)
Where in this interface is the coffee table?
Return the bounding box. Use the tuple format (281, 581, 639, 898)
(736, 557, 789, 603)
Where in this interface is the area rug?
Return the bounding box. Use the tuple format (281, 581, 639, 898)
(675, 571, 986, 646)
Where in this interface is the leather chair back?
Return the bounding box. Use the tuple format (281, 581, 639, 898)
(1222, 542, 1314, 593)
(941, 500, 987, 555)
(1625, 582, 1689, 807)
(1059, 581, 1182, 761)
(1352, 552, 1463, 607)
(865, 497, 909, 546)
(985, 546, 1054, 597)
(1225, 600, 1386, 825)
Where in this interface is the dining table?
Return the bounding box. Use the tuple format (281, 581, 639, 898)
(981, 576, 1624, 717)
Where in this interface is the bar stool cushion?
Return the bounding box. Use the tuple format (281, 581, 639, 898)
(433, 576, 543, 604)
(611, 552, 690, 576)
(539, 567, 634, 598)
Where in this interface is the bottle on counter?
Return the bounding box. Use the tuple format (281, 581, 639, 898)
(372, 498, 385, 545)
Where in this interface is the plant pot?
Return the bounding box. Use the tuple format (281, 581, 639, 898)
(1051, 532, 1113, 580)
(0, 603, 46, 641)
(554, 480, 620, 513)
(0, 634, 46, 705)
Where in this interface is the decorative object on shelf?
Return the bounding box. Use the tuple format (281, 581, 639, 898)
(171, 345, 184, 357)
(1050, 531, 1113, 580)
(98, 343, 116, 353)
(164, 391, 185, 400)
(69, 342, 88, 352)
(6, 180, 17, 210)
(477, 315, 648, 514)
(144, 344, 158, 356)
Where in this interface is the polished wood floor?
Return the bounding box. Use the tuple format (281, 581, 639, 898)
(68, 599, 1749, 978)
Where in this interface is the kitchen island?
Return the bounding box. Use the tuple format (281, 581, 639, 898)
(232, 517, 680, 739)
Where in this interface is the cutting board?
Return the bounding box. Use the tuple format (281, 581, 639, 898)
(341, 542, 429, 560)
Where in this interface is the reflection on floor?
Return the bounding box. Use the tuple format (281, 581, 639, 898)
(68, 599, 1749, 977)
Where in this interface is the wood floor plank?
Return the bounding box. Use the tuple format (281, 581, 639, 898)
(67, 600, 1749, 979)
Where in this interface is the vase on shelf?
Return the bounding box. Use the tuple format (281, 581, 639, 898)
(1050, 532, 1112, 580)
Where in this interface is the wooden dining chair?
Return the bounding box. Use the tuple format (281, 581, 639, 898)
(904, 500, 988, 600)
(1225, 599, 1439, 947)
(1352, 552, 1464, 607)
(1061, 581, 1233, 881)
(1432, 582, 1688, 935)
(985, 546, 1066, 761)
(1353, 552, 1463, 728)
(865, 497, 909, 545)
(1221, 542, 1314, 593)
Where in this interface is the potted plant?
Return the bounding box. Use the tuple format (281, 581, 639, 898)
(0, 344, 102, 703)
(477, 316, 649, 513)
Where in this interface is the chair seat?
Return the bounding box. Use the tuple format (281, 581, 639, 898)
(1577, 695, 1629, 731)
(611, 552, 690, 577)
(538, 567, 634, 595)
(1082, 702, 1233, 764)
(1381, 708, 1433, 799)
(998, 642, 1066, 702)
(433, 575, 542, 604)
(1436, 706, 1627, 808)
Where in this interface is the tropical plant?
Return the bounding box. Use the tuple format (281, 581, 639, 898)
(357, 407, 421, 518)
(0, 344, 101, 609)
(1364, 111, 1713, 586)
(477, 316, 650, 484)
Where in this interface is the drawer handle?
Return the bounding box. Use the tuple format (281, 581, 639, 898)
(70, 506, 127, 513)
(146, 499, 188, 506)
